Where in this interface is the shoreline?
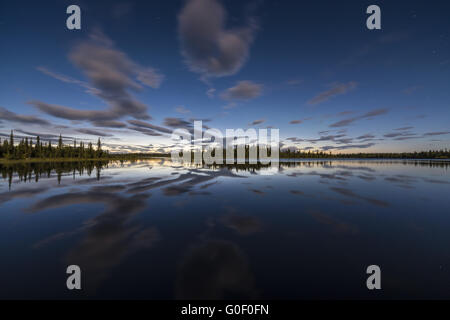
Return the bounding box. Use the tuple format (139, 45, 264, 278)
(0, 156, 170, 164)
(1, 156, 449, 165)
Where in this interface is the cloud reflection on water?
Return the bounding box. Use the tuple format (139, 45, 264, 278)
(1, 158, 450, 298)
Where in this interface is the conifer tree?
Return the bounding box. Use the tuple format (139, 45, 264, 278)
(97, 138, 102, 158)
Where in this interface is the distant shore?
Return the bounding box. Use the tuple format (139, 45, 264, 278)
(1, 155, 449, 165)
(0, 155, 169, 164)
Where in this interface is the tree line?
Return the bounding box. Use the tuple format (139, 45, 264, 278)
(279, 149, 450, 159)
(184, 146, 450, 160)
(1, 131, 449, 160)
(0, 131, 107, 160)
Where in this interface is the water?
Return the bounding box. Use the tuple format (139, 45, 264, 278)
(0, 158, 449, 299)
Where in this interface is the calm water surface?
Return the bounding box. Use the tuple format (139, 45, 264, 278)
(0, 159, 449, 299)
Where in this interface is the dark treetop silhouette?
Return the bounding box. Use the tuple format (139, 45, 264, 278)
(1, 131, 449, 162)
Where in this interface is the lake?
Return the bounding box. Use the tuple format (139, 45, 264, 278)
(0, 158, 449, 299)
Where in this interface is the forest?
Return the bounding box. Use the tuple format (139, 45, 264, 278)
(0, 131, 108, 160)
(278, 148, 450, 159)
(1, 131, 449, 161)
(0, 131, 168, 161)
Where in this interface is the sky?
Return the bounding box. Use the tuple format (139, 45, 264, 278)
(0, 0, 449, 153)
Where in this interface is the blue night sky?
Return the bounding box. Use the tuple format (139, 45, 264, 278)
(0, 0, 449, 153)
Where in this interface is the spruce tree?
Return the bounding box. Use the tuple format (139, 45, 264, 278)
(97, 138, 102, 158)
(58, 134, 63, 157)
(9, 130, 14, 155)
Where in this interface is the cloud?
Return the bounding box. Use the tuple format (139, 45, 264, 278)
(321, 143, 375, 151)
(163, 117, 193, 129)
(355, 133, 375, 140)
(69, 31, 158, 119)
(220, 81, 262, 101)
(423, 131, 450, 137)
(330, 119, 356, 128)
(334, 138, 354, 144)
(30, 100, 117, 121)
(402, 85, 422, 95)
(91, 120, 127, 128)
(223, 102, 237, 109)
(127, 120, 172, 134)
(206, 88, 216, 98)
(13, 129, 75, 141)
(337, 111, 355, 116)
(289, 120, 303, 124)
(75, 128, 113, 137)
(308, 82, 357, 105)
(329, 108, 389, 128)
(136, 68, 164, 89)
(175, 106, 191, 114)
(178, 0, 257, 78)
(0, 107, 50, 125)
(364, 108, 389, 117)
(378, 129, 447, 141)
(36, 66, 96, 95)
(249, 119, 265, 125)
(394, 126, 414, 131)
(286, 137, 304, 143)
(307, 134, 346, 143)
(189, 117, 211, 123)
(392, 136, 418, 141)
(34, 31, 163, 123)
(383, 132, 416, 138)
(128, 126, 163, 137)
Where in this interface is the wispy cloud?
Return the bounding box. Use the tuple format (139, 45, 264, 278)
(14, 129, 74, 141)
(33, 30, 164, 123)
(423, 131, 450, 136)
(0, 106, 50, 125)
(286, 137, 304, 143)
(127, 120, 172, 134)
(220, 81, 262, 101)
(30, 100, 119, 121)
(91, 120, 127, 128)
(36, 66, 97, 95)
(321, 143, 376, 151)
(329, 108, 389, 128)
(402, 85, 422, 95)
(249, 119, 265, 126)
(136, 68, 164, 89)
(163, 117, 192, 129)
(355, 133, 375, 140)
(175, 106, 191, 114)
(206, 88, 216, 98)
(307, 134, 347, 143)
(383, 132, 416, 138)
(128, 126, 163, 137)
(308, 81, 357, 105)
(75, 128, 113, 137)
